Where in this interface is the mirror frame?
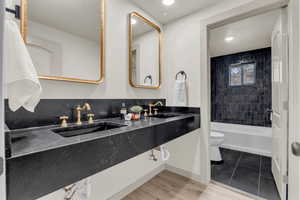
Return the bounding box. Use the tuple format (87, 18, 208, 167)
(128, 12, 162, 89)
(20, 0, 106, 84)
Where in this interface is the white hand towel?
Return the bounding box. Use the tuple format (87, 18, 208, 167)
(174, 79, 188, 106)
(4, 19, 42, 112)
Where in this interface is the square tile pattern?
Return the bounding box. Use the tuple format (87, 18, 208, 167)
(211, 148, 280, 200)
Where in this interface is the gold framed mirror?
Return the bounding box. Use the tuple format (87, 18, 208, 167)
(129, 12, 162, 89)
(20, 0, 105, 84)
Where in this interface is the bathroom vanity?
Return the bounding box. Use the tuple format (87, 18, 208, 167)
(5, 99, 200, 200)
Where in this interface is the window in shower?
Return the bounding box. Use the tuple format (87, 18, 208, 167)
(229, 66, 242, 86)
(243, 63, 256, 85)
(229, 62, 256, 86)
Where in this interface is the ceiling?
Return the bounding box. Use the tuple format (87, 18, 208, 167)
(129, 0, 221, 24)
(28, 0, 101, 42)
(209, 10, 280, 57)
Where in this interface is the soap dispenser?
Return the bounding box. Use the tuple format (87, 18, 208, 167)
(120, 103, 127, 120)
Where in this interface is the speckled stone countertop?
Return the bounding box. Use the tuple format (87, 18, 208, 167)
(6, 111, 200, 200)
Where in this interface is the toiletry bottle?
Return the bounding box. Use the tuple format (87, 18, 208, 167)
(120, 103, 127, 120)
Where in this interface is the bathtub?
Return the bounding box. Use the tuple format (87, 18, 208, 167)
(211, 122, 272, 157)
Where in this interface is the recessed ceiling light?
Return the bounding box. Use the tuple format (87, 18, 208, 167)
(131, 18, 137, 25)
(225, 36, 234, 42)
(162, 0, 175, 6)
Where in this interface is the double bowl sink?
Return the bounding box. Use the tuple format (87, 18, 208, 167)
(51, 113, 180, 138)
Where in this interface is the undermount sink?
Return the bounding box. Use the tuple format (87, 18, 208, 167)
(150, 114, 180, 119)
(52, 122, 126, 138)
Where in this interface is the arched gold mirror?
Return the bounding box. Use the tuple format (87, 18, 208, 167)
(129, 12, 162, 89)
(20, 0, 105, 84)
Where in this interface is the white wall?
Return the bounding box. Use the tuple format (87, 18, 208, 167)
(133, 31, 159, 86)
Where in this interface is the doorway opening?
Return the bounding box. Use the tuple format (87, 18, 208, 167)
(208, 8, 287, 200)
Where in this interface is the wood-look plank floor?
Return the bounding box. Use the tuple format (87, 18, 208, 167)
(123, 170, 255, 200)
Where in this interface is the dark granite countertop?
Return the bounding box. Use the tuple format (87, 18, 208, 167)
(6, 110, 200, 200)
(7, 113, 197, 159)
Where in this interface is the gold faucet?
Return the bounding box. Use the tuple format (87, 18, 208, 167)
(148, 101, 164, 116)
(59, 116, 69, 127)
(76, 103, 91, 125)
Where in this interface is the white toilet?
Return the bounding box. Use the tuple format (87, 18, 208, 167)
(210, 131, 225, 163)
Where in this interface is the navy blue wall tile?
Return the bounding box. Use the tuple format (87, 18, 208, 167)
(211, 48, 272, 127)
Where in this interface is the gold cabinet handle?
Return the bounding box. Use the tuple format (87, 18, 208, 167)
(87, 113, 95, 124)
(59, 116, 69, 127)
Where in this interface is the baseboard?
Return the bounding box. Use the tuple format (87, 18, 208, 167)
(107, 164, 166, 200)
(221, 144, 271, 157)
(165, 164, 204, 184)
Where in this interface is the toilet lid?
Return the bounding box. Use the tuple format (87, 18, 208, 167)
(211, 131, 224, 138)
